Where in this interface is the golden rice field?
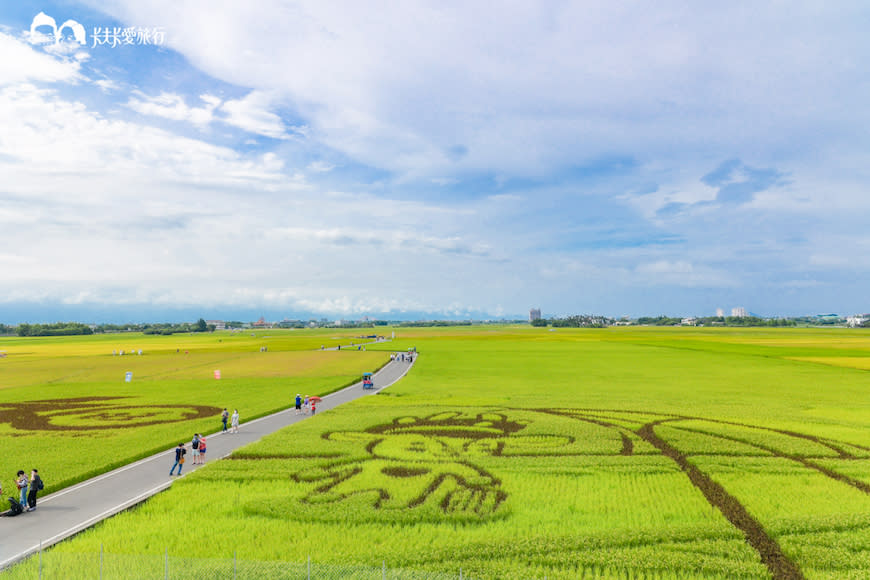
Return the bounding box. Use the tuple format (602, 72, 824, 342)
(4, 325, 870, 579)
(0, 329, 384, 490)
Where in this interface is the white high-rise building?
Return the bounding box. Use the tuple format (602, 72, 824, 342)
(847, 314, 870, 327)
(731, 307, 747, 318)
(529, 308, 542, 322)
(716, 308, 724, 317)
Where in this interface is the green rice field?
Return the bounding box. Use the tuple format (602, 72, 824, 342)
(0, 329, 384, 491)
(4, 325, 870, 579)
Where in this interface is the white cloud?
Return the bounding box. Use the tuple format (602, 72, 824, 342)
(268, 226, 493, 258)
(633, 260, 738, 288)
(219, 91, 289, 139)
(4, 5, 870, 318)
(627, 179, 719, 219)
(487, 193, 522, 202)
(306, 160, 335, 173)
(637, 260, 695, 275)
(125, 89, 292, 139)
(0, 31, 82, 85)
(42, 43, 89, 60)
(782, 279, 823, 289)
(126, 90, 220, 126)
(0, 78, 519, 316)
(0, 82, 292, 201)
(94, 78, 121, 92)
(77, 1, 870, 182)
(293, 295, 422, 316)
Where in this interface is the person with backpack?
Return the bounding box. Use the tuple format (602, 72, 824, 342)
(191, 434, 201, 464)
(169, 443, 187, 476)
(27, 469, 43, 511)
(15, 470, 28, 510)
(221, 408, 229, 432)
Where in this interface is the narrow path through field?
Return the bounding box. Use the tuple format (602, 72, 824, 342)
(0, 346, 415, 570)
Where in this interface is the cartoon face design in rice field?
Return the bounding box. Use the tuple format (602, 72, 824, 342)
(290, 411, 573, 523)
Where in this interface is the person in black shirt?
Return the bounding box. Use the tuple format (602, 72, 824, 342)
(27, 469, 43, 511)
(169, 443, 186, 476)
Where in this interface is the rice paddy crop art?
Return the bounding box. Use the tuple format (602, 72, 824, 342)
(280, 411, 574, 523)
(536, 408, 870, 579)
(0, 329, 384, 493)
(231, 401, 870, 579)
(0, 397, 220, 431)
(7, 326, 870, 579)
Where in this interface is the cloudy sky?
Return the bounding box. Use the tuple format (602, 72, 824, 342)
(1, 2, 868, 323)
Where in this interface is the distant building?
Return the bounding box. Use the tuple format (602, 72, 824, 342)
(816, 314, 841, 324)
(715, 308, 724, 318)
(681, 317, 697, 326)
(847, 314, 870, 327)
(206, 320, 226, 331)
(731, 307, 747, 318)
(529, 308, 542, 323)
(252, 317, 271, 328)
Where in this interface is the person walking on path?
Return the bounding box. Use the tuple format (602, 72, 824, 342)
(231, 409, 240, 433)
(15, 470, 28, 510)
(169, 443, 186, 476)
(311, 400, 317, 415)
(295, 394, 302, 415)
(27, 469, 43, 511)
(198, 436, 207, 464)
(303, 395, 310, 414)
(221, 408, 229, 432)
(191, 434, 201, 464)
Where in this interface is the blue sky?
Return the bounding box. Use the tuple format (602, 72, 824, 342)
(1, 1, 869, 323)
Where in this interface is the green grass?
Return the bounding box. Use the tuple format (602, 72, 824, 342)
(0, 329, 386, 492)
(5, 325, 870, 579)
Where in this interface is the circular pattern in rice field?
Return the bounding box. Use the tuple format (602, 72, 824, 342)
(0, 397, 221, 431)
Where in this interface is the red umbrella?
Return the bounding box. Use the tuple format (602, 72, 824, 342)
(309, 396, 322, 403)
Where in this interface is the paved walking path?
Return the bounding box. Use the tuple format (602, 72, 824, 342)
(0, 350, 415, 569)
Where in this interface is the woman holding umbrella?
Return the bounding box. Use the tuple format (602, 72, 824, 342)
(309, 395, 322, 415)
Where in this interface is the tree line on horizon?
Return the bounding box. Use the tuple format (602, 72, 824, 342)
(9, 318, 215, 337)
(0, 315, 865, 337)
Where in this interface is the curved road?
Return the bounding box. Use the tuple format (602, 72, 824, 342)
(0, 350, 415, 569)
